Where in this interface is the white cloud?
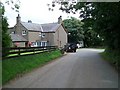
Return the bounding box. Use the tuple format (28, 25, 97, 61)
(3, 0, 80, 27)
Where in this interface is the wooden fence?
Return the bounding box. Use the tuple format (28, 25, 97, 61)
(2, 46, 57, 59)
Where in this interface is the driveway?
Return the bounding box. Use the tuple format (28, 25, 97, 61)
(3, 48, 118, 88)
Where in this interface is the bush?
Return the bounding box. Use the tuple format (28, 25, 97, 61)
(101, 48, 120, 70)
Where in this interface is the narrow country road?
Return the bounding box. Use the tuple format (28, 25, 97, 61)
(3, 49, 118, 88)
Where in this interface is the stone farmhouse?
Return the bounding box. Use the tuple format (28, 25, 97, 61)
(9, 15, 68, 48)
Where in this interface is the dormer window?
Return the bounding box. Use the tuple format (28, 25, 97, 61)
(22, 30, 27, 35)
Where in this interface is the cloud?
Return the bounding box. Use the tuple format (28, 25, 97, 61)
(3, 0, 80, 27)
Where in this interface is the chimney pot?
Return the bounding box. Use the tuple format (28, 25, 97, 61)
(16, 14, 21, 24)
(28, 20, 32, 23)
(58, 16, 62, 24)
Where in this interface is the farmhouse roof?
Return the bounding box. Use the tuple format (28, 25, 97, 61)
(10, 34, 27, 42)
(41, 23, 60, 32)
(21, 22, 43, 32)
(21, 22, 61, 32)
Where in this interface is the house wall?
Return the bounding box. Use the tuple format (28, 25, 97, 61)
(9, 24, 28, 47)
(18, 42, 25, 47)
(48, 33, 55, 46)
(28, 31, 41, 42)
(41, 33, 48, 41)
(41, 33, 54, 46)
(54, 25, 68, 48)
(13, 42, 25, 47)
(15, 23, 29, 40)
(9, 23, 29, 41)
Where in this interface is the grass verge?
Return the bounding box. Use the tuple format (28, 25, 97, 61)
(2, 50, 62, 85)
(100, 49, 120, 71)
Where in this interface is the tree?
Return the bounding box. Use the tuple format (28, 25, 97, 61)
(91, 3, 120, 50)
(5, 0, 20, 12)
(48, 2, 120, 67)
(1, 0, 20, 56)
(48, 2, 104, 47)
(1, 2, 11, 56)
(63, 17, 103, 47)
(63, 17, 84, 43)
(49, 2, 119, 49)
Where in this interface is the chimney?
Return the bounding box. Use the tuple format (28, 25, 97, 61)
(16, 14, 21, 34)
(28, 20, 32, 23)
(16, 14, 21, 24)
(58, 16, 62, 24)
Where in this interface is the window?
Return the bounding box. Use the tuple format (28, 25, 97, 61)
(11, 31, 15, 34)
(31, 42, 37, 47)
(42, 42, 45, 46)
(42, 33, 45, 38)
(37, 42, 41, 46)
(39, 32, 42, 37)
(22, 30, 27, 35)
(41, 41, 47, 46)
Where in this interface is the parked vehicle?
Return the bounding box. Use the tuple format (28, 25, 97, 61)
(64, 43, 78, 52)
(77, 41, 84, 48)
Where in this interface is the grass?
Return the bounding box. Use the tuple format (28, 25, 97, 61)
(2, 50, 62, 85)
(7, 50, 44, 57)
(89, 46, 105, 49)
(100, 49, 120, 71)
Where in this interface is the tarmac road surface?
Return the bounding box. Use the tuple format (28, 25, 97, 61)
(3, 48, 118, 88)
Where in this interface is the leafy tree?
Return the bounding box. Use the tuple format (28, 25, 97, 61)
(49, 2, 119, 49)
(49, 2, 104, 47)
(1, 0, 20, 56)
(63, 17, 84, 43)
(91, 3, 120, 50)
(49, 2, 120, 67)
(1, 2, 11, 56)
(63, 17, 103, 47)
(5, 0, 20, 13)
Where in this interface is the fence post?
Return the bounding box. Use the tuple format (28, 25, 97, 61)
(18, 48, 20, 56)
(33, 48, 35, 54)
(48, 46, 50, 52)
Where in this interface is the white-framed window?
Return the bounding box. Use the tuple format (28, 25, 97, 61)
(31, 41, 47, 47)
(39, 32, 42, 37)
(37, 42, 41, 46)
(22, 30, 27, 35)
(42, 33, 45, 38)
(11, 31, 15, 34)
(31, 42, 37, 47)
(41, 41, 47, 46)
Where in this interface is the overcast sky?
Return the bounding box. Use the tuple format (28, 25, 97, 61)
(3, 0, 80, 27)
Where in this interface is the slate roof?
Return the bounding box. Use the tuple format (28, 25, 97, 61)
(21, 22, 43, 32)
(41, 23, 60, 32)
(10, 34, 27, 42)
(21, 22, 60, 32)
